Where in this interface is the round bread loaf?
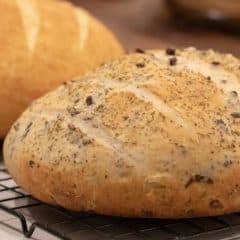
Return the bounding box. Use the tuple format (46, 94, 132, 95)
(0, 0, 123, 137)
(4, 48, 240, 218)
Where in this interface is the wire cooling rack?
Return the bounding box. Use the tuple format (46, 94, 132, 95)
(1, 158, 240, 239)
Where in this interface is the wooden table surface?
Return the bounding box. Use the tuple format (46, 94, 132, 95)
(70, 0, 240, 56)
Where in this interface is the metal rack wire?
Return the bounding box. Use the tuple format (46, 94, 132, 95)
(1, 163, 240, 239)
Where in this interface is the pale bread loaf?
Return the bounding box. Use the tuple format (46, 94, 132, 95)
(4, 48, 240, 218)
(0, 0, 123, 137)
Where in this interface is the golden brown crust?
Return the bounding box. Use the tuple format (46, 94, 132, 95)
(0, 0, 123, 137)
(4, 47, 240, 218)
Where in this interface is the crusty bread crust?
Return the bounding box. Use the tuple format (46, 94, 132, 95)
(0, 0, 123, 137)
(4, 47, 240, 218)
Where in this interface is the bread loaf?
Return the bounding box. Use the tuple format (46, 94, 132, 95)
(0, 0, 123, 137)
(4, 47, 240, 218)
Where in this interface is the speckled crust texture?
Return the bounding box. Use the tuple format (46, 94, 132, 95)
(4, 47, 240, 218)
(0, 0, 123, 137)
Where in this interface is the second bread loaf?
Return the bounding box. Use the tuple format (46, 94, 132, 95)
(0, 0, 123, 137)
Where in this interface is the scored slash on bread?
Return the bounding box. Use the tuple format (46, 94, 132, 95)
(4, 47, 240, 218)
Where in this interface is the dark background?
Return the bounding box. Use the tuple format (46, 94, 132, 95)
(69, 0, 240, 56)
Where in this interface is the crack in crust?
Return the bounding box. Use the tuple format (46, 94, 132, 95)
(16, 0, 40, 52)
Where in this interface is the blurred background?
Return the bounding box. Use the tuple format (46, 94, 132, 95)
(69, 0, 240, 55)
